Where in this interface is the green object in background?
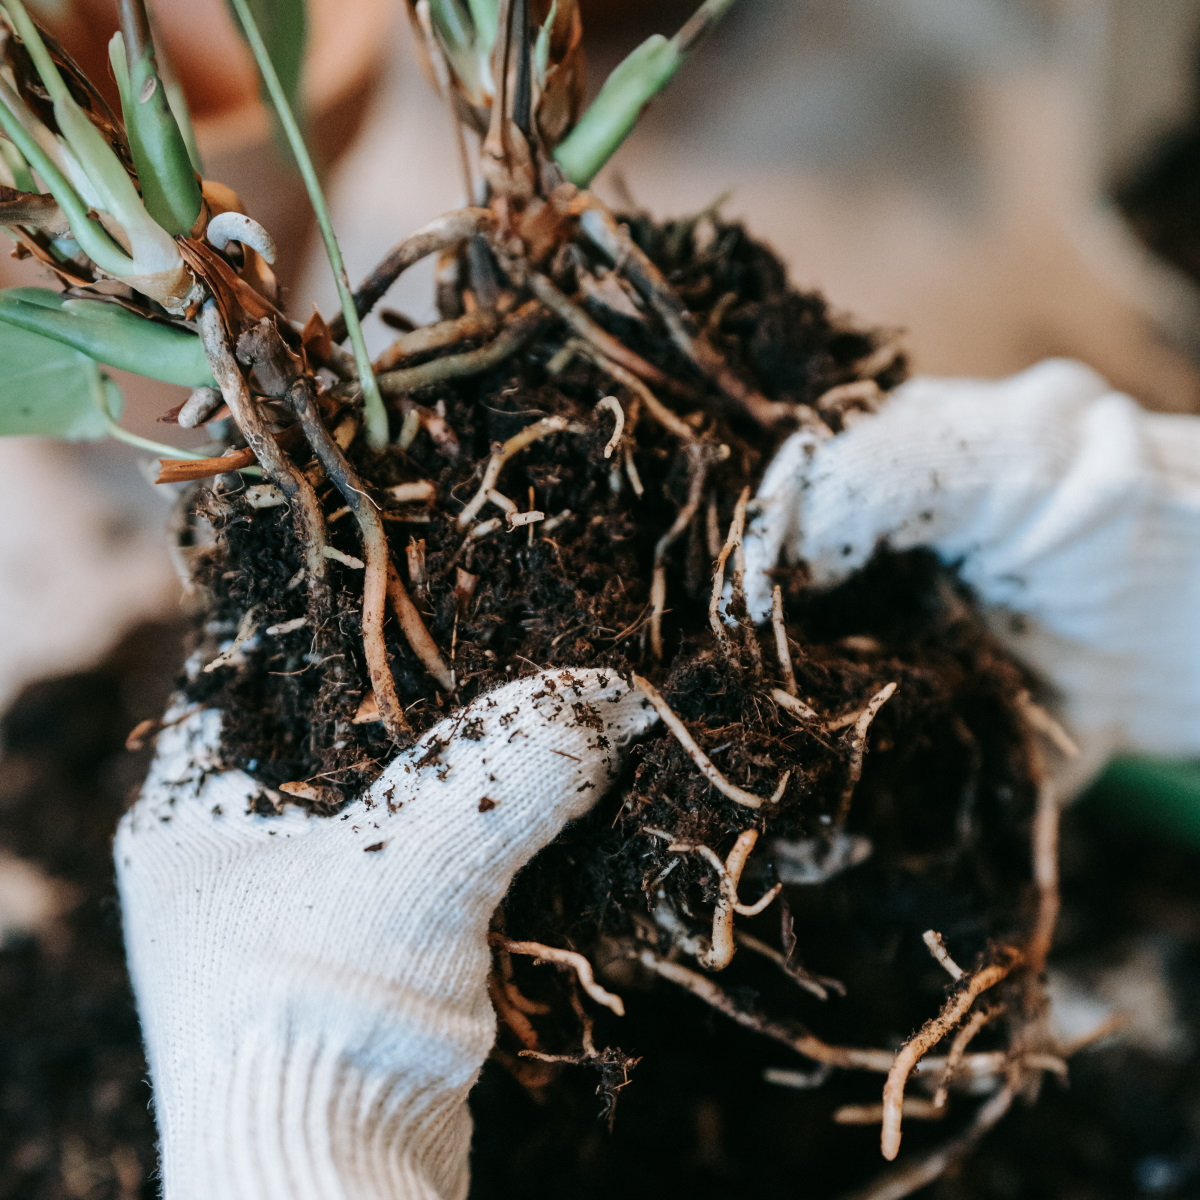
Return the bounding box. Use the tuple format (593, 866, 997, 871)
(1084, 757, 1200, 849)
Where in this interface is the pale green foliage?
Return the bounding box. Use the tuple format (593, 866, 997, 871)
(0, 289, 215, 387)
(0, 319, 121, 440)
(108, 31, 202, 237)
(553, 35, 679, 186)
(554, 0, 738, 185)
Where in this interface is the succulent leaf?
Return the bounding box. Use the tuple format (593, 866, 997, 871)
(553, 0, 737, 186)
(0, 316, 118, 439)
(553, 34, 678, 186)
(0, 287, 215, 386)
(109, 27, 202, 237)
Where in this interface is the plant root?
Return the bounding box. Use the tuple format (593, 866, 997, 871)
(595, 395, 624, 458)
(385, 565, 454, 691)
(652, 443, 713, 658)
(842, 1085, 1017, 1200)
(284, 374, 412, 742)
(374, 306, 504, 372)
(834, 1099, 945, 1126)
(735, 930, 844, 1001)
(636, 951, 897, 1072)
(198, 303, 330, 601)
(770, 687, 821, 722)
(771, 584, 799, 697)
(836, 682, 899, 825)
(923, 930, 965, 981)
(329, 207, 494, 341)
(932, 1006, 998, 1109)
(707, 485, 751, 654)
(880, 946, 1023, 1161)
(632, 675, 790, 809)
(638, 950, 1070, 1090)
(492, 937, 553, 1016)
(646, 828, 782, 970)
(577, 202, 792, 428)
(457, 415, 570, 529)
(378, 302, 546, 397)
(528, 274, 685, 401)
(1019, 693, 1071, 975)
(492, 935, 626, 1016)
(568, 337, 698, 443)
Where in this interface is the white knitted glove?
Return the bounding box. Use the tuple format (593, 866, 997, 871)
(744, 358, 1200, 790)
(116, 669, 655, 1200)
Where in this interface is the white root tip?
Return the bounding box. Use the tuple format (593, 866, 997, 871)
(206, 211, 278, 265)
(177, 385, 223, 429)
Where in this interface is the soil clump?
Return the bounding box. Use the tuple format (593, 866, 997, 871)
(175, 211, 1057, 1190)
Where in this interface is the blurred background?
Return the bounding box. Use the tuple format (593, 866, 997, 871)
(7, 0, 1200, 1195)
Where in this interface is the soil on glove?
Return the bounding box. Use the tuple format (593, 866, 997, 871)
(171, 211, 1063, 1190)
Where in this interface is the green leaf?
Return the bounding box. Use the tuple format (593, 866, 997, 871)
(553, 0, 739, 187)
(553, 35, 679, 186)
(0, 318, 118, 440)
(227, 0, 388, 451)
(109, 30, 202, 236)
(465, 0, 498, 56)
(226, 0, 308, 127)
(0, 288, 215, 387)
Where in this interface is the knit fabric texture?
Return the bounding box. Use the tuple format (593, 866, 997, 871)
(117, 669, 656, 1199)
(745, 359, 1200, 789)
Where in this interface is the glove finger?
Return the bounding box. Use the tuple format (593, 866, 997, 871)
(355, 668, 656, 883)
(744, 359, 1117, 618)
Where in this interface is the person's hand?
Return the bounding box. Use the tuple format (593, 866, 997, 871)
(743, 358, 1200, 789)
(116, 669, 655, 1200)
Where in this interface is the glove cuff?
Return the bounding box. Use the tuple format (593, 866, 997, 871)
(149, 1017, 472, 1200)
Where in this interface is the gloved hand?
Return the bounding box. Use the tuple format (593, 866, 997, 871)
(743, 358, 1200, 790)
(116, 669, 655, 1200)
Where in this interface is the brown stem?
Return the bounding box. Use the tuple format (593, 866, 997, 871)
(378, 302, 546, 397)
(198, 303, 329, 600)
(285, 377, 412, 743)
(374, 307, 504, 372)
(327, 208, 495, 343)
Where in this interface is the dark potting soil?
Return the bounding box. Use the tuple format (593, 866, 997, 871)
(3, 624, 1200, 1197)
(174, 211, 1058, 1189)
(0, 623, 180, 1199)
